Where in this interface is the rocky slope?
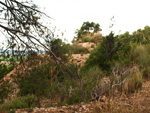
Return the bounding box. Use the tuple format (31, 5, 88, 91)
(70, 54, 90, 67)
(6, 79, 150, 113)
(2, 42, 150, 113)
(70, 42, 96, 67)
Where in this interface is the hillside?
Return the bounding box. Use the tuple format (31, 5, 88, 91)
(1, 1, 150, 113)
(1, 26, 150, 113)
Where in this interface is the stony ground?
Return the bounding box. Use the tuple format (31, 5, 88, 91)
(1, 79, 149, 113)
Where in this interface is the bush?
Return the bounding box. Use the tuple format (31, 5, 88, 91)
(23, 95, 37, 107)
(13, 60, 58, 107)
(71, 44, 89, 54)
(0, 64, 14, 79)
(0, 80, 12, 104)
(75, 33, 102, 43)
(12, 58, 80, 107)
(93, 33, 102, 44)
(142, 67, 150, 78)
(0, 95, 37, 111)
(49, 38, 71, 61)
(123, 67, 143, 94)
(74, 21, 101, 41)
(73, 65, 102, 102)
(49, 65, 101, 105)
(84, 32, 118, 72)
(132, 44, 150, 67)
(82, 35, 95, 43)
(8, 109, 15, 113)
(67, 89, 82, 105)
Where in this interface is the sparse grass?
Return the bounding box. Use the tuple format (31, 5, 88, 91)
(77, 33, 102, 43)
(82, 35, 95, 43)
(71, 43, 89, 54)
(108, 88, 145, 113)
(0, 95, 37, 111)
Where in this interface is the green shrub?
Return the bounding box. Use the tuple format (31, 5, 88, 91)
(0, 80, 12, 104)
(28, 108, 33, 112)
(8, 109, 15, 113)
(0, 64, 14, 79)
(49, 38, 71, 61)
(72, 65, 101, 102)
(23, 94, 37, 107)
(0, 98, 28, 110)
(132, 44, 150, 67)
(0, 95, 37, 110)
(131, 26, 150, 44)
(84, 32, 118, 72)
(12, 60, 58, 107)
(11, 55, 84, 107)
(142, 67, 150, 78)
(67, 89, 82, 105)
(73, 21, 101, 41)
(49, 65, 101, 106)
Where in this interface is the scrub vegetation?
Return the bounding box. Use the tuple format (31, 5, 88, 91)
(0, 0, 150, 112)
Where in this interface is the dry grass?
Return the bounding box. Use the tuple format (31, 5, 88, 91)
(78, 33, 102, 44)
(123, 66, 143, 94)
(71, 43, 89, 54)
(107, 79, 150, 113)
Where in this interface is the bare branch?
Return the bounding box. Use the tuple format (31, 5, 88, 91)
(0, 0, 77, 78)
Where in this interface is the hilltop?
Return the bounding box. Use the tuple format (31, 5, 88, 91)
(1, 24, 150, 113)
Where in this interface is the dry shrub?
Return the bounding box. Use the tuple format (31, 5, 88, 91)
(93, 33, 102, 44)
(123, 66, 143, 94)
(79, 33, 102, 44)
(82, 34, 95, 43)
(71, 43, 89, 54)
(103, 66, 143, 97)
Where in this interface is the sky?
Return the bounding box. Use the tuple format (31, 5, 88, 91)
(1, 0, 150, 43)
(34, 0, 150, 43)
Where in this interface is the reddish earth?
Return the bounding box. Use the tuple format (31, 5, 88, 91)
(71, 54, 90, 67)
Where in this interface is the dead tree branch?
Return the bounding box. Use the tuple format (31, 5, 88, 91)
(0, 0, 78, 78)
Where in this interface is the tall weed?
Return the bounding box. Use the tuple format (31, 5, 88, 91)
(123, 67, 143, 94)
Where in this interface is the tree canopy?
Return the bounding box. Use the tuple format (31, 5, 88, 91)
(74, 21, 101, 41)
